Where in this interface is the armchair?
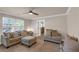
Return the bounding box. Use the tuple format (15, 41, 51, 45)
(1, 32, 21, 48)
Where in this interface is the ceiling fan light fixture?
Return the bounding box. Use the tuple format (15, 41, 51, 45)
(28, 12, 33, 15)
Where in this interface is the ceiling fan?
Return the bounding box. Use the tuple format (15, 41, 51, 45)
(24, 8, 39, 15)
(28, 10, 39, 15)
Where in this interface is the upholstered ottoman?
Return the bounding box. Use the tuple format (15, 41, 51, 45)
(21, 36, 36, 47)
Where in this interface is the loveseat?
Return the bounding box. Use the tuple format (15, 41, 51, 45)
(44, 29, 62, 44)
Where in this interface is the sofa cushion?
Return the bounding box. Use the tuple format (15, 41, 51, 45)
(12, 32, 19, 38)
(9, 32, 14, 38)
(27, 31, 33, 36)
(44, 36, 61, 44)
(15, 31, 21, 36)
(3, 32, 13, 38)
(21, 30, 28, 36)
(9, 38, 20, 44)
(46, 29, 52, 36)
(52, 30, 61, 37)
(3, 32, 20, 38)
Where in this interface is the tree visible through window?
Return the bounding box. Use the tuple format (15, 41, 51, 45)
(3, 17, 24, 32)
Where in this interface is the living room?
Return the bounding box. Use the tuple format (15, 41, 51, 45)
(0, 7, 79, 52)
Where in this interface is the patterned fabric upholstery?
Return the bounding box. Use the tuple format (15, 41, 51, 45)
(2, 32, 21, 47)
(2, 30, 34, 48)
(3, 32, 11, 38)
(12, 32, 20, 37)
(20, 30, 33, 37)
(20, 30, 28, 36)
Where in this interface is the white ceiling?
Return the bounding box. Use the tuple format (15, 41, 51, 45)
(0, 7, 68, 20)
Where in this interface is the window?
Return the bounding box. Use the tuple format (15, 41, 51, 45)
(3, 17, 24, 32)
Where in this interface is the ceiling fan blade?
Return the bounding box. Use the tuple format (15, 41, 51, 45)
(32, 12, 39, 15)
(23, 9, 39, 15)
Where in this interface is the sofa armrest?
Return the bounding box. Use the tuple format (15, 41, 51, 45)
(1, 34, 9, 47)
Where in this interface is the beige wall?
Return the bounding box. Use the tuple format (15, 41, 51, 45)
(45, 15, 67, 38)
(67, 7, 79, 40)
(24, 20, 32, 30)
(31, 20, 40, 36)
(31, 15, 67, 38)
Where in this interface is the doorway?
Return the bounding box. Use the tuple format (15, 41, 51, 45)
(37, 20, 45, 36)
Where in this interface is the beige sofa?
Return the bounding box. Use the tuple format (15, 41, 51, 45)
(1, 30, 33, 48)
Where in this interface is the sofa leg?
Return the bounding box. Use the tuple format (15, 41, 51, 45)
(21, 43, 23, 45)
(5, 46, 9, 48)
(28, 42, 37, 47)
(2, 45, 9, 48)
(28, 46, 31, 47)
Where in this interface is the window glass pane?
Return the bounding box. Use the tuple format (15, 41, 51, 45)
(3, 17, 24, 32)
